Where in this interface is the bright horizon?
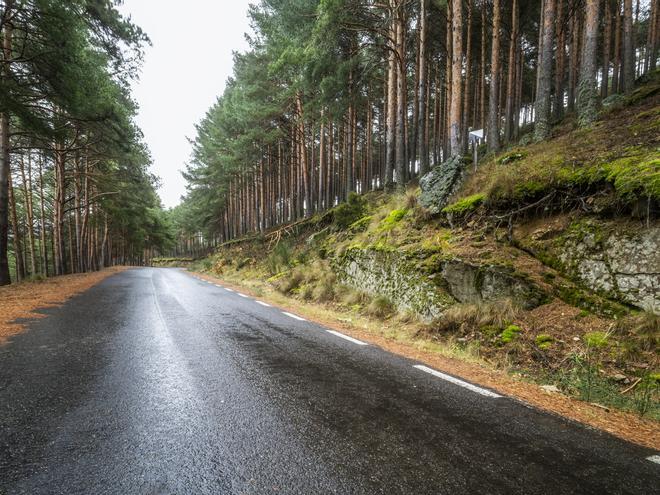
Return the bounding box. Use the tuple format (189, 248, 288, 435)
(118, 0, 253, 209)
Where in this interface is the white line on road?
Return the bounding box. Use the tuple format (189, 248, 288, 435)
(225, 288, 234, 292)
(325, 329, 368, 346)
(413, 365, 502, 398)
(647, 455, 660, 465)
(238, 293, 250, 298)
(256, 301, 272, 307)
(282, 311, 306, 321)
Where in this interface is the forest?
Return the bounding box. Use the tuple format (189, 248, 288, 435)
(173, 0, 659, 254)
(0, 0, 171, 285)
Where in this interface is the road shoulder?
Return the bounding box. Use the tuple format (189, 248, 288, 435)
(0, 267, 129, 344)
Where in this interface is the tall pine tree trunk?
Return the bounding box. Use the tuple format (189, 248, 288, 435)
(534, 0, 556, 141)
(417, 0, 429, 176)
(602, 2, 612, 98)
(395, 3, 407, 186)
(385, 1, 397, 189)
(449, 0, 463, 157)
(0, 1, 12, 285)
(577, 0, 600, 126)
(622, 0, 635, 93)
(504, 0, 519, 143)
(488, 0, 501, 151)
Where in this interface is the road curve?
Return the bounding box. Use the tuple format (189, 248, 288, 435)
(0, 267, 658, 494)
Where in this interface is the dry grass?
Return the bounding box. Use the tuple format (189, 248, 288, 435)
(0, 267, 128, 344)
(421, 299, 520, 336)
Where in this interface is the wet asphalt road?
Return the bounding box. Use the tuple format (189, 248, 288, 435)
(0, 268, 658, 494)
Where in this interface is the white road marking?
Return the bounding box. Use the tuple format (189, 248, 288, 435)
(282, 311, 306, 321)
(325, 329, 368, 346)
(256, 301, 272, 307)
(215, 284, 223, 288)
(413, 365, 502, 398)
(647, 455, 660, 465)
(238, 293, 250, 298)
(225, 288, 234, 292)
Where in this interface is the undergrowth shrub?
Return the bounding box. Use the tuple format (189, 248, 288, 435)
(267, 241, 293, 275)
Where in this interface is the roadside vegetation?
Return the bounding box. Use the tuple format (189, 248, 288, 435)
(186, 77, 660, 422)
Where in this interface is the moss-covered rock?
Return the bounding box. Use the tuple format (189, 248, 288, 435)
(333, 247, 547, 321)
(440, 259, 547, 309)
(333, 247, 455, 321)
(555, 220, 660, 313)
(419, 155, 469, 214)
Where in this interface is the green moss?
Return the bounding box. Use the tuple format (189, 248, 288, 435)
(584, 331, 610, 348)
(442, 193, 485, 214)
(555, 281, 628, 318)
(512, 180, 547, 200)
(500, 324, 522, 344)
(535, 334, 554, 349)
(379, 208, 409, 230)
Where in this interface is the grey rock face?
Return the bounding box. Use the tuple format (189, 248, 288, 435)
(440, 260, 546, 309)
(419, 155, 467, 214)
(333, 248, 546, 321)
(558, 223, 659, 313)
(333, 249, 453, 321)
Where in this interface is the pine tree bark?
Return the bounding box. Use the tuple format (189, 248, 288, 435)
(602, 2, 612, 98)
(622, 0, 635, 93)
(479, 7, 486, 132)
(449, 0, 463, 157)
(488, 0, 501, 151)
(38, 154, 48, 276)
(577, 0, 600, 126)
(0, 1, 13, 285)
(8, 174, 24, 281)
(504, 0, 519, 142)
(534, 0, 556, 141)
(385, 1, 397, 189)
(19, 155, 36, 276)
(553, 0, 565, 120)
(613, 0, 622, 92)
(648, 0, 658, 71)
(417, 0, 429, 176)
(462, 0, 473, 152)
(395, 3, 406, 186)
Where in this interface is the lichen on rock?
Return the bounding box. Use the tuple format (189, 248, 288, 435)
(419, 155, 468, 214)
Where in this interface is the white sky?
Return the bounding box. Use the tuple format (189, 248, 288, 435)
(118, 0, 253, 208)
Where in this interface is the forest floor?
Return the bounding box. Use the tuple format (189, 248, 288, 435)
(191, 268, 660, 451)
(0, 267, 128, 344)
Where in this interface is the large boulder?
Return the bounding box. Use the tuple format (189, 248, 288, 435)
(419, 155, 468, 214)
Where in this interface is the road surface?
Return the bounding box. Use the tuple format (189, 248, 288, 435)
(0, 268, 658, 494)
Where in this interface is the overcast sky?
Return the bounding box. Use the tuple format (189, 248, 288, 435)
(117, 0, 253, 208)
